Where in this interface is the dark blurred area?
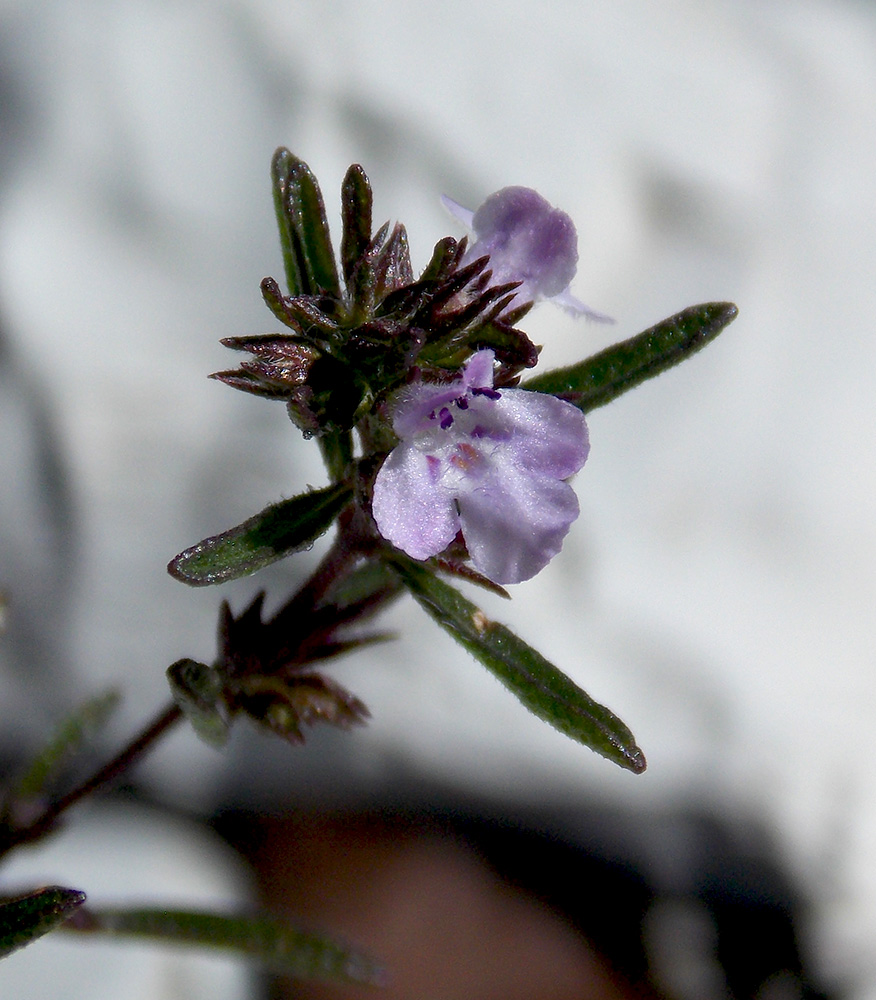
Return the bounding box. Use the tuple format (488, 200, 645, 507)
(219, 794, 832, 1000)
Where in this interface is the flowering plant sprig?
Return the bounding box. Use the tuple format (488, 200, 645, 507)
(166, 149, 736, 772)
(0, 148, 737, 975)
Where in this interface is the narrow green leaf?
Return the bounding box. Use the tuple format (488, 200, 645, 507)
(340, 164, 373, 290)
(291, 163, 341, 299)
(524, 302, 738, 412)
(271, 149, 340, 299)
(393, 557, 645, 773)
(72, 907, 384, 986)
(168, 482, 352, 587)
(271, 148, 306, 296)
(0, 887, 86, 959)
(12, 690, 120, 802)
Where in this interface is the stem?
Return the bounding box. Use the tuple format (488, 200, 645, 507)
(0, 701, 182, 857)
(0, 491, 380, 859)
(284, 526, 361, 617)
(318, 429, 353, 483)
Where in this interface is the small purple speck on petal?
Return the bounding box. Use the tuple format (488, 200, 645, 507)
(439, 407, 453, 429)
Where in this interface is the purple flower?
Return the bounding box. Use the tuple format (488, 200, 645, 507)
(442, 186, 612, 321)
(371, 350, 589, 584)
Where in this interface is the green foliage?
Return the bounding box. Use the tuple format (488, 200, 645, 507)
(271, 148, 341, 299)
(340, 163, 374, 294)
(221, 150, 540, 440)
(167, 482, 352, 586)
(71, 906, 384, 985)
(393, 557, 646, 773)
(0, 148, 743, 997)
(0, 887, 86, 959)
(9, 690, 120, 803)
(525, 302, 738, 410)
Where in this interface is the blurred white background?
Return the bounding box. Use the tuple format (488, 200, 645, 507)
(1, 0, 875, 996)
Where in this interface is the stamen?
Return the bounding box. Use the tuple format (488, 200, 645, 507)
(472, 387, 501, 401)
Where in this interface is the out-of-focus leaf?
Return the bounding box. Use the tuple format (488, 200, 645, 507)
(524, 302, 738, 411)
(166, 659, 229, 748)
(271, 148, 341, 299)
(12, 690, 120, 802)
(0, 887, 86, 959)
(393, 557, 646, 773)
(168, 482, 352, 587)
(71, 907, 385, 986)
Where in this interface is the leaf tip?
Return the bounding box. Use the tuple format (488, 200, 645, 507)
(624, 746, 647, 774)
(166, 548, 205, 587)
(709, 301, 739, 329)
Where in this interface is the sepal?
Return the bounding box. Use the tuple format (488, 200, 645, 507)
(169, 562, 404, 749)
(234, 674, 369, 746)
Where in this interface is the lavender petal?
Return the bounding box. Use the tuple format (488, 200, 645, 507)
(371, 445, 459, 561)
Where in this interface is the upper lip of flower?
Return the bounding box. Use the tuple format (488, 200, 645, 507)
(442, 187, 613, 322)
